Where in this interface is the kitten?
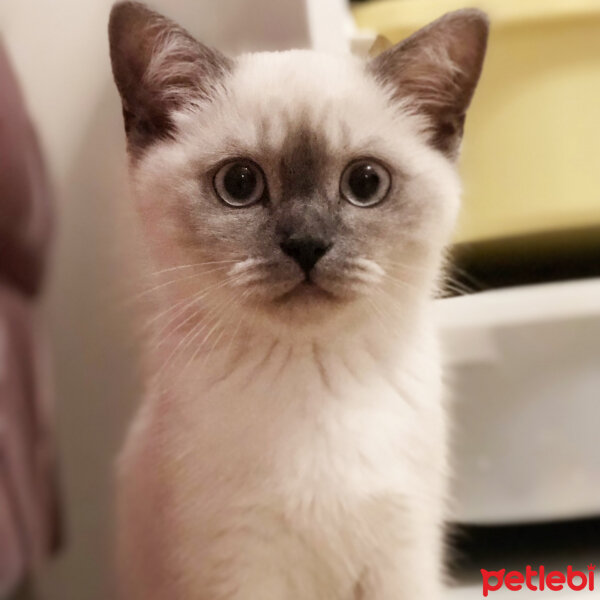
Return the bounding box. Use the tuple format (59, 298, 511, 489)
(109, 2, 488, 599)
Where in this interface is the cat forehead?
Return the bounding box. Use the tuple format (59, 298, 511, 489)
(234, 50, 371, 100)
(230, 51, 398, 134)
(172, 50, 425, 164)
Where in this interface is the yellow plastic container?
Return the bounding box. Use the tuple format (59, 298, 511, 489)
(353, 0, 600, 244)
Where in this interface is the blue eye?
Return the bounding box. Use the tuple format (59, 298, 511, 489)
(214, 160, 265, 207)
(341, 160, 391, 207)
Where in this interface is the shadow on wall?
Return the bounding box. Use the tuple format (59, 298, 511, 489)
(38, 83, 142, 600)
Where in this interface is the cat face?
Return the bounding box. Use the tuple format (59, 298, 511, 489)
(109, 2, 488, 329)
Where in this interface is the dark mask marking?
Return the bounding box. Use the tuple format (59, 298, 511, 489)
(278, 121, 330, 201)
(273, 121, 339, 245)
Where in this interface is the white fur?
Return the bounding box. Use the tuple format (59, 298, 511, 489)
(118, 50, 461, 600)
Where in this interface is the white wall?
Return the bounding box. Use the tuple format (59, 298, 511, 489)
(0, 1, 349, 598)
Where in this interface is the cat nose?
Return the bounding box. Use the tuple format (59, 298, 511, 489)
(280, 235, 332, 275)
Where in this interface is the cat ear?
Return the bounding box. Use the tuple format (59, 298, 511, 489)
(369, 9, 489, 158)
(109, 1, 232, 155)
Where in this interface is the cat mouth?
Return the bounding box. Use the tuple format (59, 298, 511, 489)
(275, 280, 338, 304)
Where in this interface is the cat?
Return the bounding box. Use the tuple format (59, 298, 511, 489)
(108, 2, 488, 599)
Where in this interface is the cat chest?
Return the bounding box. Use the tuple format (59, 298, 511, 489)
(170, 364, 436, 492)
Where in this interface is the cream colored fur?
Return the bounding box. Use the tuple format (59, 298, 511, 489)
(109, 3, 490, 596)
(117, 51, 460, 600)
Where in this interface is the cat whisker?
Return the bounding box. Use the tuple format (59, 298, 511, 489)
(341, 258, 386, 286)
(380, 272, 421, 294)
(148, 259, 240, 277)
(365, 296, 391, 334)
(448, 264, 487, 290)
(439, 281, 474, 297)
(228, 272, 268, 288)
(142, 280, 228, 337)
(349, 257, 386, 277)
(170, 287, 253, 392)
(367, 288, 416, 334)
(226, 257, 266, 276)
(177, 295, 239, 381)
(149, 271, 248, 350)
(118, 261, 238, 297)
(346, 272, 384, 286)
(121, 264, 235, 307)
(439, 266, 483, 297)
(218, 290, 251, 366)
(383, 259, 430, 275)
(225, 258, 270, 288)
(144, 272, 246, 336)
(151, 296, 231, 389)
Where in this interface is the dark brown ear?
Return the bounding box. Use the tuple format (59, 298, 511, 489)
(369, 9, 489, 158)
(108, 1, 232, 155)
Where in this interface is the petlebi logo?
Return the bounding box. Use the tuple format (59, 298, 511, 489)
(481, 564, 596, 596)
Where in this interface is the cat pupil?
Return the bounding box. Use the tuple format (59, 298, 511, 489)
(348, 164, 380, 200)
(224, 164, 256, 200)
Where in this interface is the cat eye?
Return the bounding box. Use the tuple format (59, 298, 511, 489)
(340, 160, 391, 207)
(214, 160, 265, 207)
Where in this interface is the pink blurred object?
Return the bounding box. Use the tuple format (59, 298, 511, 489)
(0, 42, 61, 596)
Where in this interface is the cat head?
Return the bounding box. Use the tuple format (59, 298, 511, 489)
(109, 2, 488, 335)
